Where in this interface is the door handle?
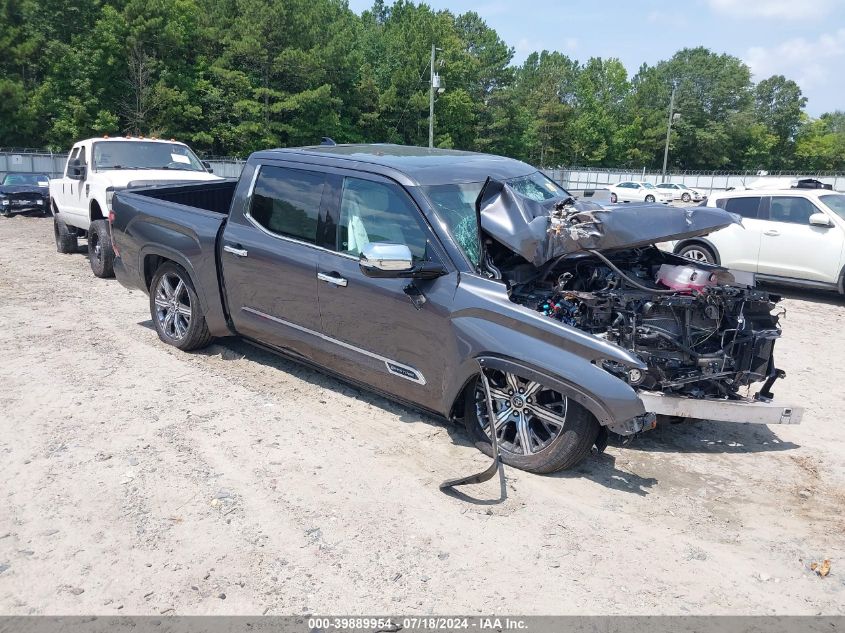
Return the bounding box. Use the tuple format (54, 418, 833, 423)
(317, 272, 348, 287)
(763, 230, 780, 236)
(223, 244, 248, 257)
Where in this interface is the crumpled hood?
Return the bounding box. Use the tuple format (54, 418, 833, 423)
(477, 179, 741, 266)
(0, 185, 48, 195)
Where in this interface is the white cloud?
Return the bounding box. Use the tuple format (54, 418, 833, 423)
(745, 28, 845, 92)
(647, 10, 689, 27)
(708, 0, 835, 19)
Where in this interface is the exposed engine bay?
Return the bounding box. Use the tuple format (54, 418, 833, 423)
(475, 182, 785, 400)
(501, 247, 783, 398)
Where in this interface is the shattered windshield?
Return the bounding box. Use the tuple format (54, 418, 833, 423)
(422, 172, 571, 266)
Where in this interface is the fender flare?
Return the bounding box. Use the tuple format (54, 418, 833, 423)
(673, 237, 721, 265)
(471, 354, 636, 429)
(138, 245, 211, 315)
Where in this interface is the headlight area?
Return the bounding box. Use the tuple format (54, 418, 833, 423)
(598, 358, 647, 387)
(595, 358, 658, 435)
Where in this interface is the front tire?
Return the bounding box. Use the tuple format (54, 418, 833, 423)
(463, 369, 600, 474)
(88, 219, 115, 278)
(149, 262, 213, 351)
(681, 192, 691, 202)
(677, 243, 717, 265)
(645, 194, 656, 203)
(610, 192, 618, 203)
(53, 215, 78, 253)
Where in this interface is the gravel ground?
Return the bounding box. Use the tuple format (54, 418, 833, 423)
(0, 214, 843, 615)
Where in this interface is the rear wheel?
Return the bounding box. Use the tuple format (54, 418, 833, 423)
(53, 215, 78, 253)
(677, 243, 716, 265)
(645, 194, 656, 203)
(88, 219, 115, 278)
(463, 369, 600, 474)
(149, 262, 213, 351)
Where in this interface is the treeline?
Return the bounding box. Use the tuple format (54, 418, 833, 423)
(1, 0, 844, 170)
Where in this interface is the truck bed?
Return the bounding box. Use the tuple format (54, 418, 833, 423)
(125, 178, 238, 215)
(111, 179, 238, 336)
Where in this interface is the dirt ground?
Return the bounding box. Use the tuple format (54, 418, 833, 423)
(1, 215, 843, 616)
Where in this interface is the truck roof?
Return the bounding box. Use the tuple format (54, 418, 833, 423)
(77, 137, 190, 145)
(252, 143, 536, 186)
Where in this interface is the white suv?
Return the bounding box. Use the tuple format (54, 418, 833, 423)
(608, 181, 673, 204)
(50, 137, 221, 277)
(667, 188, 845, 293)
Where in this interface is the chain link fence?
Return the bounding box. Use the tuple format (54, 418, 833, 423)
(3, 150, 843, 192)
(0, 150, 246, 180)
(543, 167, 845, 193)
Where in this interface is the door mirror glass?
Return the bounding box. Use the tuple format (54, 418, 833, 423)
(359, 243, 414, 276)
(809, 212, 833, 227)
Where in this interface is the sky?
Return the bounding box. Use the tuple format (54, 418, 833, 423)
(346, 0, 845, 116)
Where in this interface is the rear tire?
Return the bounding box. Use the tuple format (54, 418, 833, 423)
(677, 243, 717, 265)
(149, 262, 213, 351)
(88, 219, 115, 278)
(53, 215, 78, 253)
(463, 370, 600, 474)
(645, 194, 656, 203)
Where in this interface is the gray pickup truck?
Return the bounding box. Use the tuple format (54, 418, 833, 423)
(110, 144, 801, 474)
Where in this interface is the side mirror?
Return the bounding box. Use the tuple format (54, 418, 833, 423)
(202, 160, 213, 173)
(68, 158, 85, 179)
(809, 212, 832, 228)
(359, 243, 446, 280)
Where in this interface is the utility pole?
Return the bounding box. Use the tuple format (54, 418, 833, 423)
(661, 83, 677, 182)
(429, 43, 435, 148)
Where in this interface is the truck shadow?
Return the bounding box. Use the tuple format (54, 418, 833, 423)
(553, 452, 658, 496)
(141, 327, 799, 495)
(760, 283, 844, 306)
(613, 418, 799, 455)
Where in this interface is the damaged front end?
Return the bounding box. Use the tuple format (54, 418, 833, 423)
(475, 178, 788, 411)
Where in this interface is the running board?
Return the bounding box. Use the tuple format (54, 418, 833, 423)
(638, 392, 803, 425)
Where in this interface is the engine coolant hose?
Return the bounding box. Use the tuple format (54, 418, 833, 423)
(587, 249, 680, 295)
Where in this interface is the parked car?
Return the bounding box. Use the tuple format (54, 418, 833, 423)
(655, 182, 705, 203)
(0, 172, 51, 217)
(110, 144, 800, 474)
(49, 137, 220, 278)
(665, 187, 845, 294)
(607, 181, 673, 204)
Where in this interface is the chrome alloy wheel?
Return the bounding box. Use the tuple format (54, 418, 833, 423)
(681, 247, 712, 263)
(474, 370, 568, 456)
(154, 272, 192, 340)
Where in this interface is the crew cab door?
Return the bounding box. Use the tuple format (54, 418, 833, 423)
(756, 195, 844, 283)
(314, 172, 457, 410)
(219, 163, 328, 359)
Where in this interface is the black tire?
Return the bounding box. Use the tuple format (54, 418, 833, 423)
(610, 192, 618, 203)
(149, 262, 213, 351)
(463, 371, 600, 474)
(53, 215, 78, 253)
(645, 194, 656, 203)
(681, 192, 691, 202)
(88, 219, 115, 278)
(677, 243, 717, 265)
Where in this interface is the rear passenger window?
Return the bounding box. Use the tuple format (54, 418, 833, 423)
(249, 166, 325, 243)
(769, 196, 817, 224)
(723, 197, 760, 218)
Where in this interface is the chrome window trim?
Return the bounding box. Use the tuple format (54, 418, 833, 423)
(242, 306, 426, 385)
(243, 163, 357, 261)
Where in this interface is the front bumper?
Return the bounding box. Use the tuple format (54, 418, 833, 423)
(638, 391, 803, 425)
